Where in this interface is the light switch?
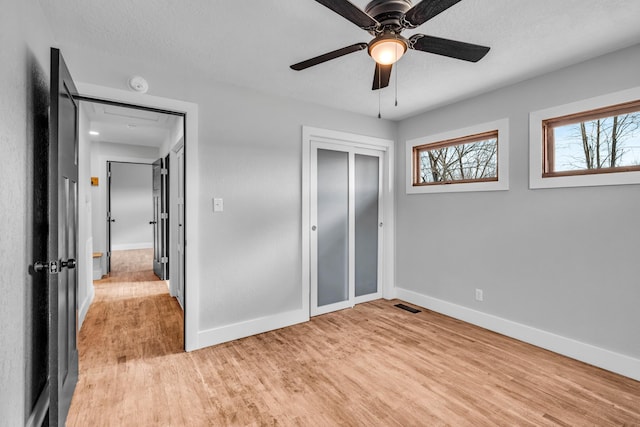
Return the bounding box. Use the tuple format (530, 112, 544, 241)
(213, 198, 224, 212)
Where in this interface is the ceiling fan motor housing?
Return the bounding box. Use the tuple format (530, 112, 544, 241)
(364, 0, 412, 32)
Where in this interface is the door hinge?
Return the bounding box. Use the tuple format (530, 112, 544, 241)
(161, 213, 168, 219)
(161, 257, 168, 264)
(161, 168, 168, 175)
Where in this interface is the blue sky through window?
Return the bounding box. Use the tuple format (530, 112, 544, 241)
(552, 114, 640, 172)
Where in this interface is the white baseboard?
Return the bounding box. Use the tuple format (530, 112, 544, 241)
(195, 308, 309, 350)
(78, 284, 94, 330)
(112, 242, 153, 251)
(395, 287, 640, 382)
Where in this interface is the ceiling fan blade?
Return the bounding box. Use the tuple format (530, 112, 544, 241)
(403, 0, 462, 28)
(290, 43, 368, 71)
(409, 34, 490, 62)
(372, 63, 392, 90)
(314, 0, 379, 30)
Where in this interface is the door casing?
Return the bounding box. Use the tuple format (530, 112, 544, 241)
(76, 83, 198, 350)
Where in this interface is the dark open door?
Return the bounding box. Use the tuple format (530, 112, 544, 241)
(106, 161, 114, 273)
(48, 47, 79, 426)
(26, 48, 53, 427)
(152, 158, 168, 279)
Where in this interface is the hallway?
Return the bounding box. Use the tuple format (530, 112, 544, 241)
(68, 249, 190, 425)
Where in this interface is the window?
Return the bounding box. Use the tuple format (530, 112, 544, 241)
(406, 119, 509, 194)
(543, 100, 640, 177)
(530, 86, 640, 189)
(413, 130, 498, 185)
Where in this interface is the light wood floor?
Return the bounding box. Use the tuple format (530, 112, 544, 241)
(68, 260, 640, 426)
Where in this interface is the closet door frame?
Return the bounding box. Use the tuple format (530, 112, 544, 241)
(310, 143, 384, 316)
(302, 126, 395, 318)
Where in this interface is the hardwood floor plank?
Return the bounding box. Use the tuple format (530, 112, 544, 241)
(68, 260, 640, 425)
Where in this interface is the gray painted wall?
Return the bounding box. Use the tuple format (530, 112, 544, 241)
(0, 0, 54, 423)
(396, 43, 640, 359)
(195, 83, 397, 329)
(65, 48, 396, 333)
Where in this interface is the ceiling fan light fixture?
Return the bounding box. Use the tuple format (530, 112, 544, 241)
(368, 34, 407, 65)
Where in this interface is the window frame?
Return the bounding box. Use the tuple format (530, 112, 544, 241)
(412, 129, 499, 186)
(530, 86, 640, 189)
(406, 119, 509, 194)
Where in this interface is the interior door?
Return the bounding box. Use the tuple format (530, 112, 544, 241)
(106, 161, 113, 273)
(49, 47, 79, 426)
(176, 146, 185, 308)
(310, 142, 383, 316)
(26, 48, 52, 427)
(152, 158, 168, 279)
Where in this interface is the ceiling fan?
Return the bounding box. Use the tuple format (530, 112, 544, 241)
(290, 0, 490, 90)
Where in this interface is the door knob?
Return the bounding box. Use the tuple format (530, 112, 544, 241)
(109, 218, 116, 222)
(61, 259, 76, 269)
(149, 220, 157, 224)
(311, 225, 317, 231)
(34, 261, 59, 274)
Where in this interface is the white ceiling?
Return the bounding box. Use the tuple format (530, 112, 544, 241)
(41, 0, 640, 121)
(82, 102, 180, 148)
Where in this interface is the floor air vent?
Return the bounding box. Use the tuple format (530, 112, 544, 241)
(394, 303, 421, 314)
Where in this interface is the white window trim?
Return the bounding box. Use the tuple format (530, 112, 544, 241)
(406, 118, 509, 194)
(529, 86, 640, 189)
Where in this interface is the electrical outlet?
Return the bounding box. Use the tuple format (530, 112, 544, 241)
(475, 288, 484, 302)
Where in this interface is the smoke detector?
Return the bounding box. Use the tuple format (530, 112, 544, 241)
(128, 76, 149, 93)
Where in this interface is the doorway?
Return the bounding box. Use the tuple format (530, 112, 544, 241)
(302, 126, 396, 318)
(81, 98, 186, 338)
(76, 82, 198, 351)
(106, 161, 154, 275)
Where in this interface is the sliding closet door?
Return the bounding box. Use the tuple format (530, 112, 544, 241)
(354, 153, 382, 302)
(310, 143, 383, 316)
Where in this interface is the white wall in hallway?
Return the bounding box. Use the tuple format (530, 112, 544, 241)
(78, 103, 94, 328)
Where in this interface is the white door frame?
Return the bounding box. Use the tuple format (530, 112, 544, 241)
(76, 82, 200, 351)
(310, 142, 384, 316)
(302, 126, 395, 317)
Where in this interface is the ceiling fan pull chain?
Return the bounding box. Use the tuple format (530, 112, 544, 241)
(395, 56, 399, 107)
(378, 66, 382, 119)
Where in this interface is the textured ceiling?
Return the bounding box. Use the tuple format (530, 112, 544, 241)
(40, 0, 640, 120)
(82, 102, 179, 148)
